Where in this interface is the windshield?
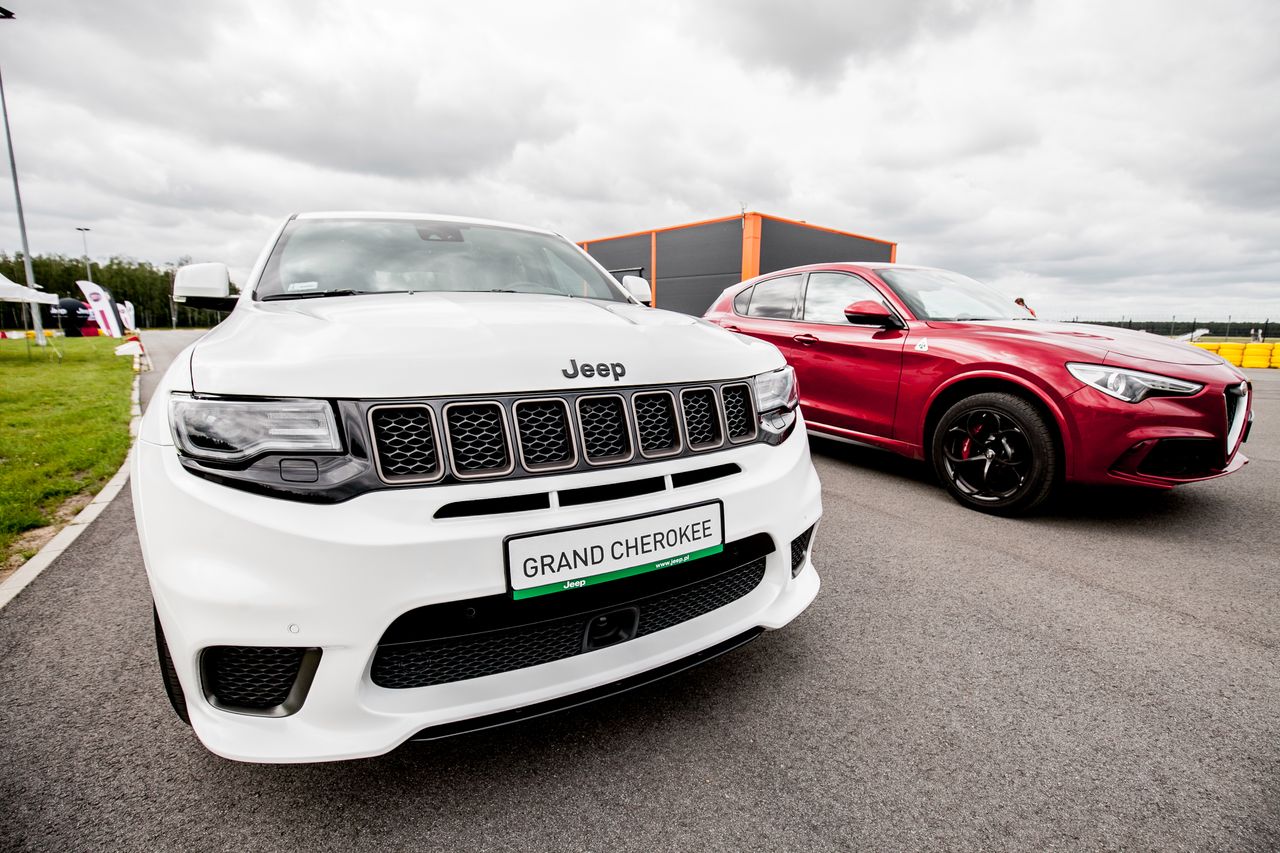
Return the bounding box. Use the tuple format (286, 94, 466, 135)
(877, 268, 1029, 322)
(254, 218, 627, 302)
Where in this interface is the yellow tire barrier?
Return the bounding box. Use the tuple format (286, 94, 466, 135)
(1242, 360, 1270, 368)
(1193, 342, 1220, 351)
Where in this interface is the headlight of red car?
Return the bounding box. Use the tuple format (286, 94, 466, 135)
(1066, 363, 1203, 404)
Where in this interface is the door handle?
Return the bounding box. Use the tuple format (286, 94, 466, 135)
(792, 333, 819, 345)
(722, 323, 741, 332)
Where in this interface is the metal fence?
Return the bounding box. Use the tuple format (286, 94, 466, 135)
(1065, 319, 1273, 339)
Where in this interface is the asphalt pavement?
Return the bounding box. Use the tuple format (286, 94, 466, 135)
(0, 330, 1275, 851)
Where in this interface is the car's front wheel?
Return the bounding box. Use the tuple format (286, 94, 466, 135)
(931, 392, 1058, 516)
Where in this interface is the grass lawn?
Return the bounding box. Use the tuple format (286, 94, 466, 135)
(0, 337, 134, 558)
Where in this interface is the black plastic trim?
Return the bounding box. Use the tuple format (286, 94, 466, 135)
(200, 647, 322, 718)
(559, 475, 666, 507)
(407, 627, 764, 742)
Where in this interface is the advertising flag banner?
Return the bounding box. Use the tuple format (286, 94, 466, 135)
(120, 300, 137, 331)
(76, 280, 123, 337)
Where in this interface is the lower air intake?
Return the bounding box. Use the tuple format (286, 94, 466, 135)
(201, 645, 321, 716)
(371, 558, 767, 689)
(790, 526, 815, 577)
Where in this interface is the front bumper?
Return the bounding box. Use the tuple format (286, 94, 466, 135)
(1063, 370, 1251, 488)
(132, 420, 821, 763)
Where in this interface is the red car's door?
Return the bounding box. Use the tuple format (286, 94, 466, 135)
(719, 272, 808, 376)
(792, 271, 909, 438)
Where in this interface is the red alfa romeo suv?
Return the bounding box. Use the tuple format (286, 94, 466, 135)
(705, 264, 1252, 515)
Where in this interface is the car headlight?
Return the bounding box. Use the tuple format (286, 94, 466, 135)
(1065, 363, 1203, 404)
(169, 394, 341, 462)
(753, 365, 798, 413)
(752, 366, 799, 444)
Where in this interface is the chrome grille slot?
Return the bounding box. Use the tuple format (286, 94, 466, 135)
(721, 383, 756, 443)
(681, 387, 723, 450)
(633, 390, 681, 458)
(513, 398, 576, 471)
(576, 394, 633, 465)
(369, 405, 443, 483)
(444, 402, 514, 478)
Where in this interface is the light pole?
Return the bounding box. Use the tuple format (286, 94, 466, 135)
(75, 226, 92, 282)
(0, 7, 44, 346)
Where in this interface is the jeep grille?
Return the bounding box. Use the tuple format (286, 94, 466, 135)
(367, 380, 755, 485)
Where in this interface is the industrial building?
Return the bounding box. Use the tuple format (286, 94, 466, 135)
(581, 212, 897, 315)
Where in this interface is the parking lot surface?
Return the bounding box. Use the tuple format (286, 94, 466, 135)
(0, 331, 1275, 851)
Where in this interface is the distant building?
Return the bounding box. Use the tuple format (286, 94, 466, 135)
(581, 212, 896, 315)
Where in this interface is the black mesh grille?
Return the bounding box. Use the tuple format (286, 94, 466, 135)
(203, 646, 305, 709)
(682, 389, 722, 449)
(370, 406, 439, 480)
(578, 396, 631, 463)
(790, 526, 814, 578)
(721, 384, 755, 441)
(515, 400, 574, 469)
(1137, 438, 1223, 479)
(634, 392, 680, 456)
(371, 558, 766, 689)
(447, 403, 510, 474)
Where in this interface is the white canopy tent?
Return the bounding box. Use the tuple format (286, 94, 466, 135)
(0, 271, 58, 305)
(1, 271, 60, 355)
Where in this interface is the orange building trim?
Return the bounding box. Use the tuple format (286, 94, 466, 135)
(649, 231, 657, 307)
(740, 212, 762, 280)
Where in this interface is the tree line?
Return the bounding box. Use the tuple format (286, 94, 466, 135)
(0, 253, 232, 330)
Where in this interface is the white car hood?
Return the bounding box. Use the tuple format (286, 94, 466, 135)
(189, 292, 781, 398)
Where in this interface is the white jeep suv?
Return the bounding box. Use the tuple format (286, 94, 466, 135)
(132, 212, 822, 763)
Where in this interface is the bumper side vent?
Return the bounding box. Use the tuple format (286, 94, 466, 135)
(1136, 438, 1223, 479)
(201, 646, 321, 717)
(790, 525, 815, 578)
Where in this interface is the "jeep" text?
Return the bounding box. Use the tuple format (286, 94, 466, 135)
(562, 359, 627, 381)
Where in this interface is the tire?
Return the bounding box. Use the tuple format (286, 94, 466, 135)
(930, 392, 1059, 517)
(153, 605, 192, 725)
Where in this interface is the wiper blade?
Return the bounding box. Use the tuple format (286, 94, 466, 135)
(261, 289, 365, 301)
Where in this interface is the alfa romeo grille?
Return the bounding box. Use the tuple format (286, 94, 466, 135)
(514, 399, 575, 471)
(681, 388, 723, 450)
(368, 380, 757, 484)
(369, 405, 441, 481)
(633, 391, 681, 457)
(577, 395, 632, 464)
(445, 402, 512, 477)
(721, 383, 756, 443)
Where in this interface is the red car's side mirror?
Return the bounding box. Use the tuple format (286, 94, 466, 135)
(844, 300, 904, 329)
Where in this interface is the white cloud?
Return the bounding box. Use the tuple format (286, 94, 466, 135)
(0, 0, 1274, 319)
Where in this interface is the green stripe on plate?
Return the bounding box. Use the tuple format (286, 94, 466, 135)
(512, 543, 724, 600)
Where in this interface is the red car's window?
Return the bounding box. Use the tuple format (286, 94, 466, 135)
(802, 273, 885, 324)
(744, 274, 802, 320)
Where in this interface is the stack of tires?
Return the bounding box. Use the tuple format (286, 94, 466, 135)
(1242, 342, 1273, 369)
(1217, 342, 1245, 366)
(1192, 342, 1220, 353)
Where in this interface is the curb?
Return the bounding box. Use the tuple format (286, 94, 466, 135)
(0, 361, 143, 612)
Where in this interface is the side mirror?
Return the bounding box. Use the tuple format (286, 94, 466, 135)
(844, 300, 904, 329)
(620, 274, 652, 305)
(174, 262, 237, 310)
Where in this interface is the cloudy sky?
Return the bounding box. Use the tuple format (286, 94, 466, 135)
(0, 0, 1276, 320)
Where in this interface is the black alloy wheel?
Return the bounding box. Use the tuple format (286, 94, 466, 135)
(930, 392, 1058, 516)
(153, 604, 192, 725)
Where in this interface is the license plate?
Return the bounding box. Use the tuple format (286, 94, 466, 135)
(505, 502, 724, 600)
